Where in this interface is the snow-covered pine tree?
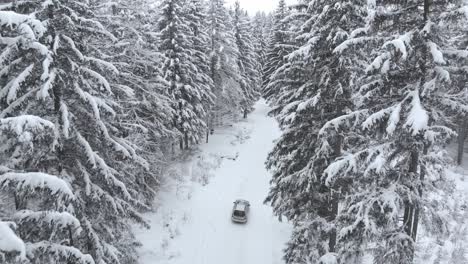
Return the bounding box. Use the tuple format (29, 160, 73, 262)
(182, 0, 216, 142)
(262, 0, 292, 100)
(447, 1, 468, 165)
(252, 11, 269, 80)
(264, 1, 367, 263)
(94, 0, 177, 204)
(1, 6, 93, 263)
(233, 1, 260, 116)
(328, 0, 468, 262)
(2, 1, 154, 262)
(262, 0, 314, 109)
(159, 0, 213, 150)
(207, 0, 247, 120)
(0, 116, 92, 263)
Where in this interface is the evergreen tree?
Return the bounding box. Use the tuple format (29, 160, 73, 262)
(262, 0, 292, 101)
(182, 0, 216, 140)
(1, 1, 153, 262)
(233, 1, 260, 115)
(264, 1, 367, 263)
(1, 5, 92, 263)
(252, 11, 269, 79)
(95, 0, 177, 203)
(329, 0, 468, 262)
(158, 0, 214, 150)
(207, 0, 246, 118)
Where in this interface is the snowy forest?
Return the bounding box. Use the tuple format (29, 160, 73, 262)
(0, 0, 467, 264)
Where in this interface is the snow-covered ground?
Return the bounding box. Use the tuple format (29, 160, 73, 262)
(134, 99, 291, 264)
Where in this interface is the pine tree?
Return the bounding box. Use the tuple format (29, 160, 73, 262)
(1, 5, 92, 263)
(264, 1, 368, 263)
(1, 1, 153, 262)
(94, 0, 177, 203)
(159, 0, 213, 150)
(233, 1, 260, 116)
(252, 11, 269, 79)
(262, 0, 292, 101)
(207, 0, 246, 119)
(182, 0, 216, 141)
(328, 0, 468, 262)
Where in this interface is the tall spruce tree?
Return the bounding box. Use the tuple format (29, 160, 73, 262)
(1, 1, 153, 262)
(252, 11, 269, 80)
(159, 0, 214, 150)
(0, 5, 92, 263)
(207, 0, 246, 118)
(233, 1, 260, 115)
(95, 0, 177, 203)
(329, 0, 468, 263)
(262, 0, 292, 101)
(264, 1, 367, 263)
(182, 0, 216, 141)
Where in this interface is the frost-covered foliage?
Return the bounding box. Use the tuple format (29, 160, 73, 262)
(233, 2, 261, 112)
(94, 0, 179, 206)
(2, 0, 263, 263)
(262, 0, 293, 100)
(207, 0, 257, 118)
(251, 11, 270, 81)
(2, 1, 147, 263)
(265, 0, 468, 263)
(264, 1, 368, 263)
(158, 0, 215, 150)
(0, 221, 26, 262)
(329, 0, 468, 263)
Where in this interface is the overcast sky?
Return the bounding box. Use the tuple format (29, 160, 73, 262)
(225, 0, 295, 14)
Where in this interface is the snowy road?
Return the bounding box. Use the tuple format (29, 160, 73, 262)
(135, 99, 291, 264)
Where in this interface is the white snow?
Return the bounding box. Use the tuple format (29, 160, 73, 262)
(0, 115, 55, 142)
(81, 67, 112, 93)
(427, 41, 446, 64)
(14, 210, 81, 229)
(0, 11, 46, 36)
(26, 242, 95, 264)
(0, 172, 74, 200)
(0, 221, 26, 259)
(319, 252, 338, 264)
(134, 100, 291, 264)
(405, 90, 429, 136)
(5, 64, 34, 104)
(386, 103, 401, 135)
(382, 32, 412, 61)
(324, 153, 358, 186)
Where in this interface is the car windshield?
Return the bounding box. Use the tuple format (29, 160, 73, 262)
(233, 210, 245, 217)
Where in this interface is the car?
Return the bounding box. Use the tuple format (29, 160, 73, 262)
(231, 199, 250, 223)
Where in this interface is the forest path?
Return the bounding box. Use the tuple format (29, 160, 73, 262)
(135, 99, 291, 264)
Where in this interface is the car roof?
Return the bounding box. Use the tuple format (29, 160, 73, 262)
(234, 203, 246, 211)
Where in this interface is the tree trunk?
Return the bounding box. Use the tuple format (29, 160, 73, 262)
(404, 150, 419, 237)
(184, 132, 189, 150)
(68, 226, 74, 246)
(457, 116, 467, 165)
(404, 0, 431, 251)
(327, 134, 342, 252)
(328, 192, 339, 252)
(403, 202, 414, 236)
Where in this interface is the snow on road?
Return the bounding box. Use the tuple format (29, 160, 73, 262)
(135, 99, 291, 264)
